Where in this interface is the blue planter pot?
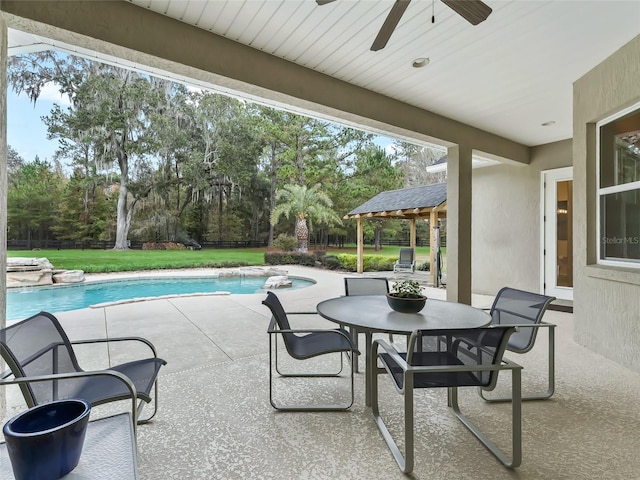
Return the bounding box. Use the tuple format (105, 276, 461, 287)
(386, 293, 427, 314)
(3, 399, 91, 480)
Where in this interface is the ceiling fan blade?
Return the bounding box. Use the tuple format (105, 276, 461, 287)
(371, 0, 411, 52)
(441, 0, 492, 25)
(316, 0, 337, 5)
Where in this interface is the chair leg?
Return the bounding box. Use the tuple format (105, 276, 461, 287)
(480, 325, 555, 402)
(136, 379, 160, 425)
(450, 368, 522, 468)
(372, 366, 415, 473)
(350, 327, 360, 374)
(268, 335, 355, 411)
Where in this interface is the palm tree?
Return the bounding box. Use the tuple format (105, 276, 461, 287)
(270, 184, 341, 252)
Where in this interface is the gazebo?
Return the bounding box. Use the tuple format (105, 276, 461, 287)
(344, 183, 447, 285)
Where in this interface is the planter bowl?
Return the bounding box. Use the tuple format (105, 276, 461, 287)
(386, 293, 427, 314)
(3, 399, 91, 480)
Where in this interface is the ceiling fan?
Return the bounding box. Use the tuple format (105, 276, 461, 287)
(316, 0, 492, 51)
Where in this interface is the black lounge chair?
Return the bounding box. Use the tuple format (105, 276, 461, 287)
(262, 291, 359, 411)
(0, 311, 166, 434)
(481, 287, 556, 401)
(372, 326, 522, 473)
(393, 248, 416, 273)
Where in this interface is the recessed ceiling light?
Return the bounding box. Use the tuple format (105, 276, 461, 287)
(412, 58, 430, 68)
(541, 120, 556, 126)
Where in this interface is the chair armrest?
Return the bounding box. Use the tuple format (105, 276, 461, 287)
(408, 359, 522, 375)
(0, 370, 139, 431)
(71, 336, 159, 357)
(284, 311, 349, 330)
(374, 337, 522, 375)
(268, 318, 359, 353)
(373, 339, 408, 369)
(489, 321, 555, 330)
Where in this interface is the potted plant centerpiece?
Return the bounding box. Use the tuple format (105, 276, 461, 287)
(386, 279, 427, 314)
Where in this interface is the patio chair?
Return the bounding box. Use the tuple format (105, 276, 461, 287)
(480, 287, 556, 402)
(262, 291, 359, 411)
(0, 311, 167, 433)
(393, 248, 416, 273)
(344, 277, 390, 372)
(344, 277, 390, 296)
(372, 326, 522, 474)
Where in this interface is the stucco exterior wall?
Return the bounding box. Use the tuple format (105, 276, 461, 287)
(472, 140, 572, 295)
(573, 35, 640, 372)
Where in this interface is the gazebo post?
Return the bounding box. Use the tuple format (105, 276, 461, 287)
(430, 209, 437, 286)
(357, 216, 364, 273)
(409, 218, 416, 248)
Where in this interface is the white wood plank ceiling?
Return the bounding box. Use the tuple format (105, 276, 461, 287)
(10, 1, 640, 147)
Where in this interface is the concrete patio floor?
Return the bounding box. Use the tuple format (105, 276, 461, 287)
(2, 266, 639, 479)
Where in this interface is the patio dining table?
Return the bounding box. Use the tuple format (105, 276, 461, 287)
(316, 295, 491, 406)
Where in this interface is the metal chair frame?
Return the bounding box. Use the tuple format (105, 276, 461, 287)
(481, 287, 556, 402)
(371, 327, 522, 474)
(0, 312, 165, 432)
(264, 293, 359, 411)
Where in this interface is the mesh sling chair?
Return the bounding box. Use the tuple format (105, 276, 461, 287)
(344, 277, 389, 372)
(481, 287, 556, 402)
(344, 277, 389, 297)
(372, 326, 522, 474)
(0, 311, 167, 434)
(262, 291, 359, 411)
(393, 248, 416, 273)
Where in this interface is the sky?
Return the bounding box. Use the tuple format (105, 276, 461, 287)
(7, 84, 71, 163)
(7, 83, 398, 166)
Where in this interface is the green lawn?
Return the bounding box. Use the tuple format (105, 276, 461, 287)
(8, 249, 268, 273)
(8, 245, 444, 273)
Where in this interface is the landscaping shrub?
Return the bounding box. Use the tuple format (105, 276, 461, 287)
(271, 234, 297, 252)
(264, 251, 320, 267)
(335, 254, 396, 272)
(204, 261, 249, 269)
(266, 252, 393, 272)
(367, 256, 397, 271)
(321, 255, 342, 270)
(417, 261, 430, 271)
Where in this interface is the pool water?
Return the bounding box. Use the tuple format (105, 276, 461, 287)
(7, 276, 313, 321)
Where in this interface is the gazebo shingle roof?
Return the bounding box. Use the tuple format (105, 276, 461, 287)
(346, 183, 447, 218)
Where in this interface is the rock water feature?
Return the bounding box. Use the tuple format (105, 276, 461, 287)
(262, 275, 293, 289)
(7, 258, 85, 288)
(7, 258, 295, 291)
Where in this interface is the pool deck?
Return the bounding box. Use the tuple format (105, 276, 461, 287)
(2, 265, 640, 479)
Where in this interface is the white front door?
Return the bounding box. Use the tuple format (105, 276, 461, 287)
(542, 167, 573, 300)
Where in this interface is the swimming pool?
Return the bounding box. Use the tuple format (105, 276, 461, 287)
(7, 276, 314, 321)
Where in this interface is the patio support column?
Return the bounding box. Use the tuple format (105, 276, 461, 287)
(357, 216, 364, 273)
(0, 15, 7, 328)
(446, 144, 472, 304)
(0, 13, 7, 421)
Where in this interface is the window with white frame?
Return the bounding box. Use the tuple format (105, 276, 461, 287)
(598, 104, 640, 266)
